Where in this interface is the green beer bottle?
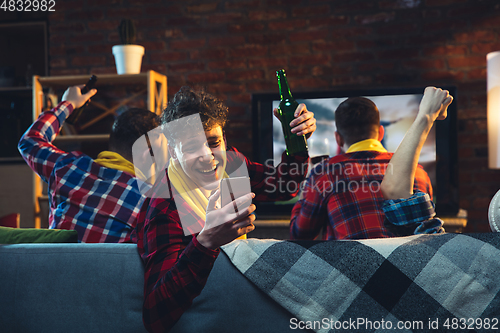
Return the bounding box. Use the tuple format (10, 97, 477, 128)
(276, 69, 308, 155)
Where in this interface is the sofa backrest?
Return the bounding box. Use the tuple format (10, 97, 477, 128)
(0, 243, 147, 333)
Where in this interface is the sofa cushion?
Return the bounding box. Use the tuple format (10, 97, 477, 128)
(0, 226, 78, 244)
(0, 243, 147, 333)
(170, 251, 308, 333)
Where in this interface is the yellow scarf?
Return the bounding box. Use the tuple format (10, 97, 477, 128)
(168, 157, 246, 240)
(168, 158, 214, 221)
(95, 151, 136, 175)
(346, 139, 387, 154)
(94, 151, 146, 180)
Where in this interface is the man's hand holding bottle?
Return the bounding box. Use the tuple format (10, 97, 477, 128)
(273, 103, 316, 139)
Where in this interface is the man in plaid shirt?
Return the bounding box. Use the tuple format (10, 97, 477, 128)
(381, 87, 453, 234)
(133, 86, 316, 332)
(290, 96, 434, 241)
(18, 86, 163, 243)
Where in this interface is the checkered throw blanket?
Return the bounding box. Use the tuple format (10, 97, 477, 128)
(222, 233, 500, 333)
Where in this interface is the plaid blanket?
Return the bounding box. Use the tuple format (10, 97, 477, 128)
(222, 233, 500, 333)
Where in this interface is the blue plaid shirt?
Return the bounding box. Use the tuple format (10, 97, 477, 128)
(383, 191, 444, 235)
(18, 102, 148, 243)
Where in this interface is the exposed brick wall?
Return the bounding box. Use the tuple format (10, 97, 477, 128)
(43, 0, 500, 231)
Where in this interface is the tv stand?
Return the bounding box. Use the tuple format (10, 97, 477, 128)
(441, 209, 468, 233)
(251, 209, 468, 240)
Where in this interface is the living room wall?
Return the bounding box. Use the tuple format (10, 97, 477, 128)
(3, 0, 500, 232)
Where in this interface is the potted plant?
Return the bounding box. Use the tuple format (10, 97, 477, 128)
(112, 19, 145, 74)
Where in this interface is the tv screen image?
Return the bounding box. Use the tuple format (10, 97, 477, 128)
(252, 87, 458, 218)
(272, 94, 435, 176)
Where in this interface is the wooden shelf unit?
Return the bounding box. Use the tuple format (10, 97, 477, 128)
(33, 70, 167, 120)
(31, 71, 167, 228)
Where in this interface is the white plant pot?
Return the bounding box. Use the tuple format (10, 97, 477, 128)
(112, 45, 145, 74)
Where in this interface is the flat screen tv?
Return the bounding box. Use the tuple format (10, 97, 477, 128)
(252, 86, 459, 219)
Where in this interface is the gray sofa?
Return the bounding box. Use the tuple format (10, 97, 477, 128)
(0, 243, 302, 333)
(3, 233, 500, 333)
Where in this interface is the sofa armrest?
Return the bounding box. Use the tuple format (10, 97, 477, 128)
(0, 243, 147, 333)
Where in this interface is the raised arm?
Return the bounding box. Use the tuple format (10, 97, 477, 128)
(381, 87, 453, 200)
(18, 86, 96, 182)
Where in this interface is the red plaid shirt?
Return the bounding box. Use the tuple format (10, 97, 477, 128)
(18, 102, 147, 243)
(290, 151, 433, 240)
(133, 147, 309, 332)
